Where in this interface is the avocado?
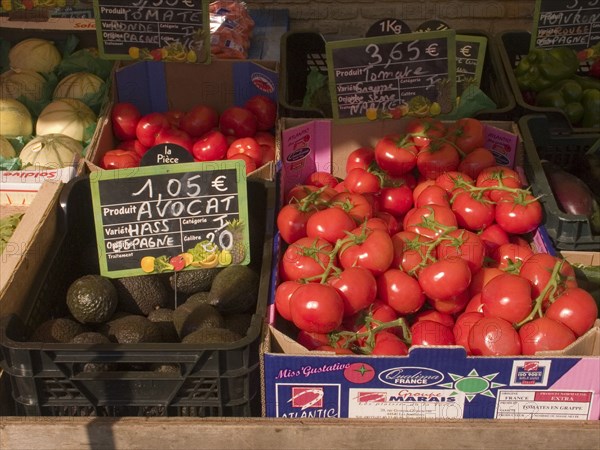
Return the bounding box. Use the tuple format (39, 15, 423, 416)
(147, 308, 178, 342)
(169, 267, 222, 295)
(70, 332, 111, 344)
(181, 327, 242, 344)
(223, 312, 253, 336)
(184, 291, 212, 307)
(106, 314, 163, 343)
(113, 275, 172, 315)
(173, 303, 224, 339)
(66, 275, 118, 324)
(30, 317, 87, 343)
(208, 265, 260, 314)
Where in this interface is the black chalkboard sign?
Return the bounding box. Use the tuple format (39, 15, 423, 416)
(532, 0, 600, 51)
(325, 30, 456, 123)
(90, 161, 249, 278)
(93, 0, 210, 63)
(456, 35, 487, 96)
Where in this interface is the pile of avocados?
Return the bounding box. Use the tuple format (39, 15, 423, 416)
(29, 264, 261, 348)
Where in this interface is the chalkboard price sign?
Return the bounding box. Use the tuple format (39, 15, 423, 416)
(90, 160, 250, 278)
(532, 0, 600, 51)
(456, 35, 487, 96)
(93, 0, 210, 63)
(325, 30, 456, 123)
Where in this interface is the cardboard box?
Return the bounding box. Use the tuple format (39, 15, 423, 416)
(261, 118, 600, 420)
(87, 59, 279, 180)
(0, 180, 63, 319)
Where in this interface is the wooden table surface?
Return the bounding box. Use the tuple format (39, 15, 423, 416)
(1, 416, 599, 449)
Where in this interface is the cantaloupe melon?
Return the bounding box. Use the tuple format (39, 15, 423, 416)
(0, 69, 47, 102)
(0, 98, 33, 137)
(9, 38, 62, 73)
(36, 98, 97, 142)
(19, 133, 83, 169)
(53, 71, 104, 102)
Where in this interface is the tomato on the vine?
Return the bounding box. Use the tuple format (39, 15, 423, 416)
(418, 256, 472, 301)
(416, 141, 460, 180)
(445, 117, 486, 154)
(405, 117, 447, 149)
(305, 171, 339, 189)
(410, 320, 455, 346)
(374, 134, 418, 176)
(457, 147, 496, 179)
(331, 192, 374, 223)
(544, 287, 597, 337)
(415, 184, 450, 208)
(289, 283, 344, 333)
(378, 185, 413, 217)
(390, 230, 435, 275)
(346, 146, 375, 173)
(453, 311, 484, 355)
(481, 273, 533, 324)
(345, 168, 381, 194)
(276, 203, 315, 245)
(274, 280, 302, 322)
(371, 331, 409, 356)
(339, 226, 394, 276)
(450, 190, 495, 231)
(519, 317, 576, 355)
(403, 204, 458, 240)
(494, 192, 542, 235)
(280, 236, 335, 282)
(468, 316, 522, 356)
(306, 207, 356, 244)
(435, 229, 485, 274)
(519, 253, 577, 303)
(377, 268, 425, 315)
(327, 267, 378, 317)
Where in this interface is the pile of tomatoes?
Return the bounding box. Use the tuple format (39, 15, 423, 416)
(102, 94, 277, 173)
(274, 117, 598, 357)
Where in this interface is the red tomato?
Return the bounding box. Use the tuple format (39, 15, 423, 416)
(374, 211, 401, 235)
(346, 146, 375, 173)
(345, 168, 380, 194)
(403, 204, 458, 240)
(192, 129, 228, 161)
(296, 330, 330, 350)
(494, 192, 542, 235)
(519, 254, 577, 302)
(457, 147, 496, 179)
(435, 171, 474, 194)
(478, 223, 511, 258)
(286, 185, 337, 209)
(276, 203, 315, 244)
(280, 237, 335, 282)
(416, 141, 460, 179)
(465, 292, 484, 313)
(374, 134, 418, 176)
(180, 104, 219, 137)
(163, 109, 185, 128)
(391, 230, 435, 274)
(436, 229, 485, 274)
(274, 280, 302, 321)
(545, 287, 598, 337)
(254, 131, 276, 165)
(377, 268, 425, 315)
(305, 171, 338, 189)
(111, 102, 141, 141)
(453, 311, 484, 354)
(339, 227, 394, 276)
(469, 316, 522, 356)
(289, 283, 344, 333)
(363, 217, 389, 232)
(135, 112, 170, 148)
(244, 95, 277, 131)
(219, 106, 258, 137)
(493, 243, 534, 272)
(428, 290, 471, 315)
(101, 149, 140, 169)
(226, 137, 263, 165)
(306, 207, 356, 244)
(327, 267, 377, 317)
(154, 127, 193, 152)
(445, 117, 486, 154)
(418, 256, 472, 301)
(405, 117, 447, 148)
(413, 309, 455, 328)
(117, 139, 148, 157)
(227, 153, 257, 174)
(475, 166, 523, 201)
(519, 317, 576, 355)
(412, 179, 437, 204)
(450, 190, 495, 231)
(469, 266, 504, 297)
(410, 320, 456, 346)
(371, 331, 409, 356)
(378, 185, 413, 217)
(481, 273, 533, 324)
(331, 192, 373, 223)
(415, 184, 450, 208)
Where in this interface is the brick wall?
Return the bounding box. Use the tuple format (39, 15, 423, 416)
(246, 0, 535, 37)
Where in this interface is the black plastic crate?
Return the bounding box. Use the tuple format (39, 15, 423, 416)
(0, 175, 275, 417)
(279, 30, 515, 120)
(520, 114, 600, 251)
(498, 30, 598, 134)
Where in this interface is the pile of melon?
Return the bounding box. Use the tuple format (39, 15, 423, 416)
(0, 37, 111, 170)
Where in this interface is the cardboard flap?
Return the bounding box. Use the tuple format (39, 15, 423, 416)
(115, 61, 168, 115)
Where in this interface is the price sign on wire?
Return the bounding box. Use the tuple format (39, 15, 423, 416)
(93, 0, 210, 63)
(325, 30, 456, 123)
(531, 0, 600, 51)
(90, 160, 249, 278)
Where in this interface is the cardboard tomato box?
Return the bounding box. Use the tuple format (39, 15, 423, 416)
(261, 117, 600, 420)
(86, 59, 279, 180)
